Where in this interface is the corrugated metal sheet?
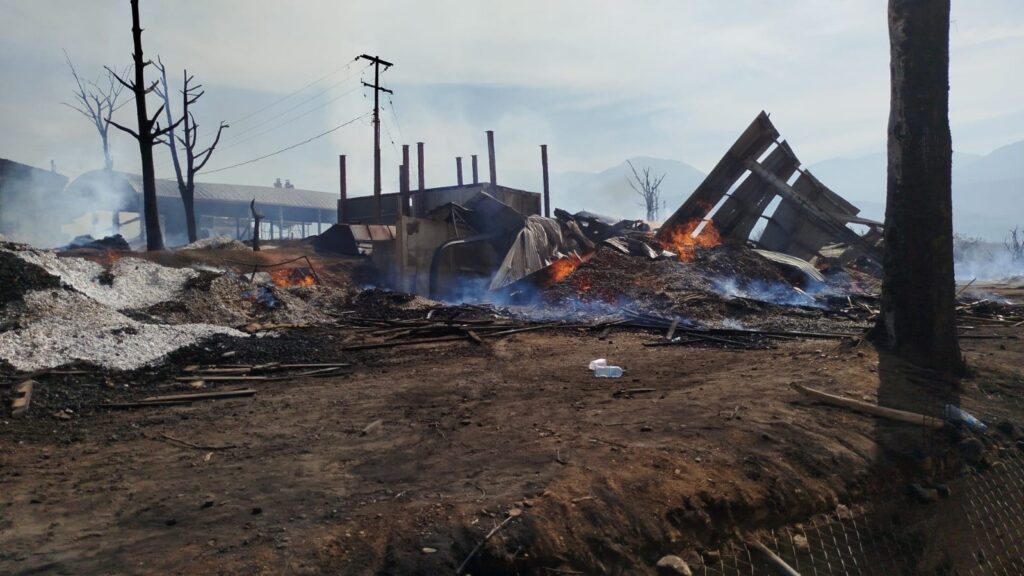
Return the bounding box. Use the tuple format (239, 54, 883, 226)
(119, 172, 337, 210)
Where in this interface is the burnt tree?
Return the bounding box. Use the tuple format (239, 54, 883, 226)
(155, 59, 228, 243)
(627, 160, 666, 221)
(875, 0, 964, 373)
(64, 53, 130, 171)
(106, 0, 181, 251)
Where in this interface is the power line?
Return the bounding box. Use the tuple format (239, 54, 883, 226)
(217, 81, 366, 152)
(223, 62, 370, 141)
(203, 111, 372, 175)
(386, 95, 404, 142)
(224, 58, 361, 129)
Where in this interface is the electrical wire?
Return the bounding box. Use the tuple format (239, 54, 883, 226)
(217, 81, 366, 152)
(222, 58, 361, 129)
(223, 63, 370, 141)
(203, 111, 372, 175)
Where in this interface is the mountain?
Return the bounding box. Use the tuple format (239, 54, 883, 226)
(549, 156, 706, 221)
(955, 141, 1024, 184)
(809, 146, 1022, 241)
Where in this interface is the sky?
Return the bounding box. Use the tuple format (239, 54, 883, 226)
(1, 0, 1023, 198)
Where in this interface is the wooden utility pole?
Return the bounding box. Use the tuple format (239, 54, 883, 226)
(358, 54, 393, 223)
(875, 0, 964, 374)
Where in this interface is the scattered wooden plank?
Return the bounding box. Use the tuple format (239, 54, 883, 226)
(748, 539, 802, 576)
(11, 380, 35, 417)
(139, 388, 257, 403)
(464, 329, 483, 345)
(612, 388, 656, 397)
(791, 383, 945, 429)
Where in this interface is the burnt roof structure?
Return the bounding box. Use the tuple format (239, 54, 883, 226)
(658, 111, 883, 264)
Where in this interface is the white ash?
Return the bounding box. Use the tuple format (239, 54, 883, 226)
(11, 248, 197, 310)
(180, 236, 249, 251)
(0, 289, 244, 371)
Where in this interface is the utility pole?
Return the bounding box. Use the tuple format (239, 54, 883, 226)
(358, 54, 393, 223)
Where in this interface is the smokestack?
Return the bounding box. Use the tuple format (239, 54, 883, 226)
(417, 142, 425, 192)
(337, 155, 346, 223)
(402, 144, 411, 216)
(399, 164, 410, 217)
(471, 155, 479, 184)
(486, 130, 497, 186)
(456, 157, 463, 186)
(541, 144, 550, 218)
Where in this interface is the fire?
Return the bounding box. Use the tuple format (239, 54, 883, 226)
(548, 255, 584, 284)
(270, 267, 317, 288)
(660, 218, 721, 262)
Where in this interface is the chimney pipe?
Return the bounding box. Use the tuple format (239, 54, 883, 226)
(486, 130, 497, 186)
(471, 155, 479, 184)
(399, 163, 410, 217)
(417, 142, 425, 192)
(402, 144, 411, 216)
(541, 144, 550, 218)
(456, 157, 464, 186)
(337, 154, 346, 223)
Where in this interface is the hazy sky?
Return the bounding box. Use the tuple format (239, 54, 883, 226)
(1, 1, 1022, 196)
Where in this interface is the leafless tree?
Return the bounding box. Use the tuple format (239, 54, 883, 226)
(105, 0, 183, 251)
(1007, 226, 1024, 263)
(627, 160, 666, 221)
(63, 51, 131, 171)
(154, 58, 228, 243)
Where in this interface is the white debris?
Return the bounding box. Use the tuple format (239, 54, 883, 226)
(180, 236, 249, 251)
(0, 289, 244, 371)
(12, 249, 197, 310)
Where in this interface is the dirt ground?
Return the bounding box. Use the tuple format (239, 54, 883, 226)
(2, 312, 1022, 574)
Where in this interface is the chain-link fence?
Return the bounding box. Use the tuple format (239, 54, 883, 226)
(686, 448, 1024, 575)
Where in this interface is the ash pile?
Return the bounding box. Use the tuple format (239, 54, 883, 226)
(0, 241, 348, 372)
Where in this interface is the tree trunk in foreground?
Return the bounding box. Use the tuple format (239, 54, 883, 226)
(875, 0, 964, 374)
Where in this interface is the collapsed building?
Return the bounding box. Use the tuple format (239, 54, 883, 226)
(320, 113, 884, 303)
(658, 111, 884, 267)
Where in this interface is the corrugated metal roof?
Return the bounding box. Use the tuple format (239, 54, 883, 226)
(121, 172, 338, 211)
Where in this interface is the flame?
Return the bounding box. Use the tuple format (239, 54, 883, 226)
(271, 268, 316, 288)
(660, 218, 721, 262)
(548, 255, 584, 284)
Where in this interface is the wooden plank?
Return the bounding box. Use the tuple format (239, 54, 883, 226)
(792, 383, 944, 429)
(11, 380, 34, 417)
(139, 389, 257, 403)
(658, 111, 779, 238)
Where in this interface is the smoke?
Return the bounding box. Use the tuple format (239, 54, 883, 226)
(0, 168, 139, 249)
(711, 276, 827, 309)
(953, 236, 1024, 282)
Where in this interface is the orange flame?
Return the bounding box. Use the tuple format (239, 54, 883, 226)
(548, 255, 583, 284)
(271, 268, 316, 288)
(659, 219, 721, 262)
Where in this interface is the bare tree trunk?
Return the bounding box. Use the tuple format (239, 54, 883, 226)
(128, 0, 163, 251)
(874, 0, 964, 374)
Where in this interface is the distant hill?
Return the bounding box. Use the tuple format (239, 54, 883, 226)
(809, 147, 1021, 241)
(548, 156, 706, 221)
